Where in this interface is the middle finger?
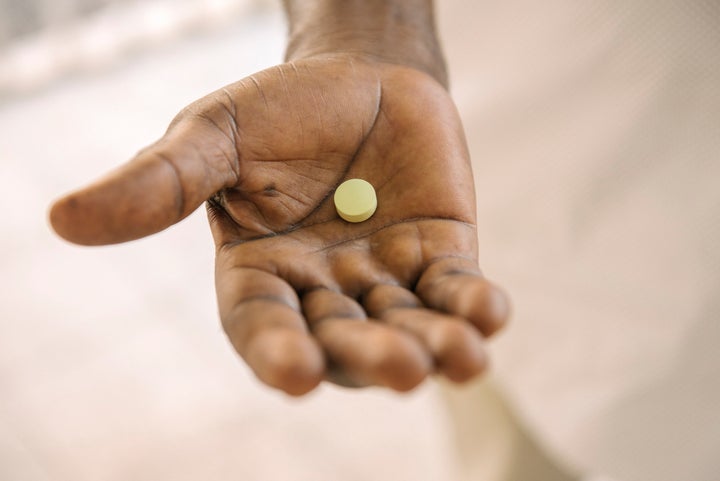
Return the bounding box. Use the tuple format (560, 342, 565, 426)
(303, 288, 432, 391)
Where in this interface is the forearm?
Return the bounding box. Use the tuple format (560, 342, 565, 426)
(282, 0, 447, 87)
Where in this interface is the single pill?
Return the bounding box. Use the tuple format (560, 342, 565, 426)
(334, 178, 377, 223)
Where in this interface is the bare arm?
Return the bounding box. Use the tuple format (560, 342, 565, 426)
(283, 0, 447, 86)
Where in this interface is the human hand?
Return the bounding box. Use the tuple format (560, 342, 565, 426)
(50, 56, 509, 395)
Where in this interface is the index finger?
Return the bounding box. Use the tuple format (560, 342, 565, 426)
(217, 265, 325, 396)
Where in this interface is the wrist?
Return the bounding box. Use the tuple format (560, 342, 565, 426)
(283, 0, 447, 87)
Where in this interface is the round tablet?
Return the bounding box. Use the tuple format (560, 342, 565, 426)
(334, 178, 377, 223)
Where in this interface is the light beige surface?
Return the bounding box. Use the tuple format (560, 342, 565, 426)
(441, 378, 580, 481)
(438, 1, 720, 480)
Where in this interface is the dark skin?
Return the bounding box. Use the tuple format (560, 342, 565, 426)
(49, 2, 510, 396)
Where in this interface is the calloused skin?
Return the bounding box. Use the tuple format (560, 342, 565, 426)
(50, 56, 509, 395)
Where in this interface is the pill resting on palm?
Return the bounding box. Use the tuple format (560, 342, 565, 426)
(334, 178, 377, 223)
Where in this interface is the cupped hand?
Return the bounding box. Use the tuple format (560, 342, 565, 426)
(50, 56, 509, 395)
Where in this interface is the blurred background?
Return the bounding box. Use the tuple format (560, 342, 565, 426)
(4, 1, 719, 480)
(0, 1, 458, 480)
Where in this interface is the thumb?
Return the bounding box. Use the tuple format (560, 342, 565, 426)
(49, 113, 239, 246)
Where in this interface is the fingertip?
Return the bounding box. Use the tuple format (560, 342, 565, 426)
(48, 187, 136, 246)
(48, 157, 186, 245)
(474, 282, 512, 336)
(392, 373, 428, 393)
(369, 331, 432, 392)
(246, 329, 326, 396)
(445, 280, 511, 337)
(48, 191, 109, 246)
(442, 346, 488, 384)
(48, 193, 80, 244)
(429, 321, 489, 383)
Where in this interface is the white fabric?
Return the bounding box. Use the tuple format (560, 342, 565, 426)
(438, 1, 720, 480)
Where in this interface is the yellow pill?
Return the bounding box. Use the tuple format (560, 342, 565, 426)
(334, 178, 377, 223)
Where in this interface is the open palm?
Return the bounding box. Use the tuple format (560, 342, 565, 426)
(51, 57, 509, 395)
